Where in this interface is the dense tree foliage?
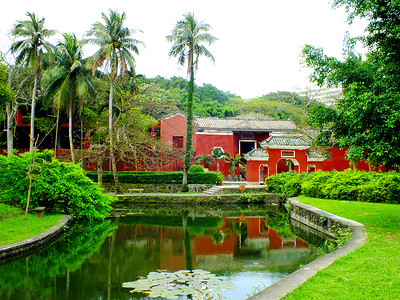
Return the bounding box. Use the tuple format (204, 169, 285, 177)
(234, 91, 317, 126)
(303, 1, 400, 169)
(148, 76, 239, 118)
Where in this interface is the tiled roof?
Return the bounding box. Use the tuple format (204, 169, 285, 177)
(243, 148, 270, 161)
(260, 136, 311, 148)
(195, 117, 298, 132)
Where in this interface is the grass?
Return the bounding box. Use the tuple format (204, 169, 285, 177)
(0, 204, 64, 246)
(284, 195, 400, 300)
(0, 203, 20, 216)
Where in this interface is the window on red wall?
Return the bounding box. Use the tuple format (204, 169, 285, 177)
(173, 136, 184, 148)
(281, 150, 295, 157)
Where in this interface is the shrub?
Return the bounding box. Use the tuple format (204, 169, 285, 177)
(321, 170, 370, 200)
(265, 169, 400, 204)
(0, 150, 115, 220)
(265, 171, 302, 197)
(188, 164, 205, 174)
(301, 171, 333, 198)
(86, 171, 221, 185)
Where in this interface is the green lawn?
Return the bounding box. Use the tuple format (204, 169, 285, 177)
(0, 203, 20, 216)
(284, 195, 400, 300)
(0, 204, 64, 246)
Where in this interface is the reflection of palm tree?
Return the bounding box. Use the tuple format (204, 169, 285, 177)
(107, 217, 119, 300)
(182, 215, 193, 270)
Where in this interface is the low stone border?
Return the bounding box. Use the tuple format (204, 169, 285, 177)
(115, 193, 284, 205)
(0, 215, 72, 262)
(248, 198, 367, 300)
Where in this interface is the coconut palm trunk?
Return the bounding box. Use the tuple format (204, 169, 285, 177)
(68, 98, 76, 163)
(6, 103, 14, 156)
(108, 80, 120, 191)
(29, 70, 39, 153)
(54, 108, 60, 158)
(182, 69, 195, 186)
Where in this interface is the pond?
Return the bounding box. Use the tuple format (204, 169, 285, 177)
(0, 203, 331, 300)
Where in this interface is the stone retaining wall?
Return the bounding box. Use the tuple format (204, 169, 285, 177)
(115, 193, 284, 205)
(289, 199, 352, 238)
(0, 215, 72, 262)
(104, 183, 213, 193)
(248, 198, 367, 300)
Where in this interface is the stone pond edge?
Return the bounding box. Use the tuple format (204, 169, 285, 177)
(247, 198, 367, 300)
(0, 215, 72, 261)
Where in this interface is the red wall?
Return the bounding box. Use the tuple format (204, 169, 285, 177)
(246, 147, 381, 184)
(196, 132, 271, 176)
(160, 114, 189, 147)
(195, 133, 234, 174)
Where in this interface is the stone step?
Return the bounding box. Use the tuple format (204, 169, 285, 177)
(202, 186, 223, 195)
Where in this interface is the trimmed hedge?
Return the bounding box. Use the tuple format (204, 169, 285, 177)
(265, 169, 400, 204)
(188, 164, 205, 174)
(86, 171, 222, 185)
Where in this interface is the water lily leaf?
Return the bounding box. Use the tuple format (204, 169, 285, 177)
(123, 269, 235, 298)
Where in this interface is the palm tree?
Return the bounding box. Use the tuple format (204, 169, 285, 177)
(10, 12, 56, 153)
(224, 153, 245, 178)
(44, 33, 96, 163)
(211, 147, 225, 173)
(194, 153, 213, 169)
(166, 12, 216, 187)
(86, 9, 143, 191)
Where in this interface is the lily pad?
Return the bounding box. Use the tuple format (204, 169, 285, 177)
(122, 269, 235, 299)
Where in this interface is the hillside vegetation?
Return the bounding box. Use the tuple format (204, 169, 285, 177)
(148, 76, 317, 127)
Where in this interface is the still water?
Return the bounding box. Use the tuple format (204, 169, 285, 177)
(0, 203, 325, 300)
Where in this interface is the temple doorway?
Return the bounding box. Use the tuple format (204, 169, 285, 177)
(259, 164, 268, 183)
(277, 159, 299, 174)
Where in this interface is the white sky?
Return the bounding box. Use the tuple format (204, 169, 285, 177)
(0, 0, 367, 99)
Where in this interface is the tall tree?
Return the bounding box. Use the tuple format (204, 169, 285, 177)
(86, 9, 143, 191)
(166, 12, 216, 187)
(10, 12, 56, 153)
(44, 33, 96, 163)
(302, 41, 400, 169)
(0, 62, 16, 156)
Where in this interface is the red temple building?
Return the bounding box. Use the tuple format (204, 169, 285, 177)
(156, 113, 373, 184)
(9, 108, 375, 181)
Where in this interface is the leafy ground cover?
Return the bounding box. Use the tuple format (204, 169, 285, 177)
(0, 205, 64, 246)
(284, 195, 400, 300)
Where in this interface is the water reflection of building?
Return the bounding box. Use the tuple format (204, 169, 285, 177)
(119, 216, 312, 272)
